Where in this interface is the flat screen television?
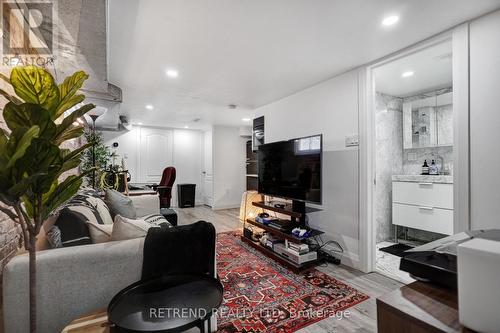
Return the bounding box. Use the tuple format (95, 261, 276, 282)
(258, 134, 322, 204)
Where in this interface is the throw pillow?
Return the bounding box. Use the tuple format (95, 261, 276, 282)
(70, 193, 113, 225)
(46, 225, 63, 248)
(111, 215, 153, 241)
(53, 205, 93, 247)
(87, 223, 113, 243)
(36, 213, 59, 251)
(105, 189, 137, 219)
(142, 214, 173, 228)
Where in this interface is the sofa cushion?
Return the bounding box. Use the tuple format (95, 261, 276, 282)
(87, 223, 113, 243)
(111, 215, 152, 241)
(105, 189, 137, 219)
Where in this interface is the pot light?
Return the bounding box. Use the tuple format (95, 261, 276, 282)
(402, 71, 414, 78)
(137, 122, 143, 125)
(242, 118, 251, 122)
(184, 125, 189, 129)
(382, 15, 399, 26)
(166, 69, 179, 78)
(145, 104, 154, 110)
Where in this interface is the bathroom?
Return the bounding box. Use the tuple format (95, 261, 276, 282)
(373, 40, 454, 282)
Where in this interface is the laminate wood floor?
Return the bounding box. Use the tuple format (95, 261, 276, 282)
(176, 205, 404, 333)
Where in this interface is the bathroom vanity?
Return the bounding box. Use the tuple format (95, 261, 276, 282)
(392, 175, 453, 236)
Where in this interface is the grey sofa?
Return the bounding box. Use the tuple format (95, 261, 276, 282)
(2, 195, 217, 333)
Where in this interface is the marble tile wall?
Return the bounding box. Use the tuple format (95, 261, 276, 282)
(375, 93, 403, 242)
(403, 146, 453, 175)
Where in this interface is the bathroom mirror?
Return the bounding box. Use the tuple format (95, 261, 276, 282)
(403, 90, 453, 149)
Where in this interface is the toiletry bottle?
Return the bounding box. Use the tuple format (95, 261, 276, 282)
(429, 160, 438, 175)
(422, 160, 429, 175)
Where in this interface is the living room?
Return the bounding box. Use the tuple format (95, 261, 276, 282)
(1, 1, 500, 333)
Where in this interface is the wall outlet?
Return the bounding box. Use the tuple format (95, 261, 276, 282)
(345, 134, 359, 147)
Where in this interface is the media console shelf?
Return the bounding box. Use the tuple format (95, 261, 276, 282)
(240, 236, 318, 272)
(242, 201, 324, 272)
(245, 219, 323, 244)
(252, 201, 303, 218)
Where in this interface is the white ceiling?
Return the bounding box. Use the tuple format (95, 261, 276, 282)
(374, 40, 453, 97)
(108, 0, 500, 128)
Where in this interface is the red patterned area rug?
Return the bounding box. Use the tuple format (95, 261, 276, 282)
(216, 232, 369, 333)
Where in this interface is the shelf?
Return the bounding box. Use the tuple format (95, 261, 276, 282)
(240, 236, 319, 272)
(246, 219, 323, 244)
(252, 201, 303, 218)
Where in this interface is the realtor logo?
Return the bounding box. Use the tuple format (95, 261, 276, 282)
(1, 1, 55, 67)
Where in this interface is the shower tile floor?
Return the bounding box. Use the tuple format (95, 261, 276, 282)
(376, 241, 415, 284)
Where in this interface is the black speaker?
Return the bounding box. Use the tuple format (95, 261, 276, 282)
(177, 184, 196, 208)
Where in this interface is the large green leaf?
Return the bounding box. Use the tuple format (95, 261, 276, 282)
(54, 71, 89, 118)
(7, 172, 46, 197)
(6, 126, 40, 168)
(55, 103, 95, 138)
(10, 66, 60, 114)
(41, 172, 89, 220)
(0, 130, 8, 166)
(17, 139, 63, 192)
(54, 125, 84, 145)
(3, 102, 57, 138)
(61, 141, 94, 163)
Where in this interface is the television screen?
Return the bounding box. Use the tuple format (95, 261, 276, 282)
(258, 134, 322, 204)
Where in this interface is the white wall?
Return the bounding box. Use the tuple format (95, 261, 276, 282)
(102, 126, 203, 206)
(255, 70, 361, 268)
(469, 10, 500, 229)
(212, 126, 247, 210)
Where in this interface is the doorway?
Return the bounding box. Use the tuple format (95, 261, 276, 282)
(358, 32, 472, 281)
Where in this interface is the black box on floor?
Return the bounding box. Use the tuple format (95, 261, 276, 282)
(177, 184, 196, 208)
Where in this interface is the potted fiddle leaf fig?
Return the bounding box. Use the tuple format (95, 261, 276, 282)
(0, 66, 96, 333)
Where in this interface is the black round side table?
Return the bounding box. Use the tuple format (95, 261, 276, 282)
(108, 275, 223, 333)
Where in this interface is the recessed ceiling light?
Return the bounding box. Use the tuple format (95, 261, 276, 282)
(184, 125, 189, 129)
(242, 118, 251, 122)
(402, 71, 414, 78)
(382, 15, 399, 26)
(166, 69, 179, 78)
(137, 122, 143, 125)
(145, 104, 154, 110)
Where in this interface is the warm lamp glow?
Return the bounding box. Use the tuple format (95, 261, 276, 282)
(239, 191, 264, 223)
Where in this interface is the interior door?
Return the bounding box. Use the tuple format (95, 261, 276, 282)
(202, 130, 214, 207)
(139, 127, 173, 183)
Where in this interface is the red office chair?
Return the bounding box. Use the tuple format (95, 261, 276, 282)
(158, 167, 176, 208)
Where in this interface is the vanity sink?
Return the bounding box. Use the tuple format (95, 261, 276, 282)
(392, 174, 453, 184)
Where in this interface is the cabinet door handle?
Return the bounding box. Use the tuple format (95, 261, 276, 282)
(418, 182, 433, 186)
(419, 206, 434, 211)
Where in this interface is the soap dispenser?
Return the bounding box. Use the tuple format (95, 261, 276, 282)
(429, 160, 438, 175)
(422, 160, 429, 175)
